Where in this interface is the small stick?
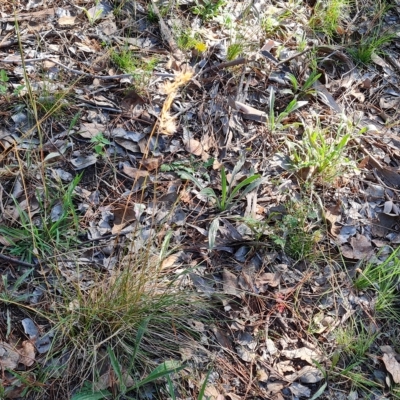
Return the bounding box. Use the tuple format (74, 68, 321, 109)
(0, 57, 135, 80)
(199, 57, 247, 77)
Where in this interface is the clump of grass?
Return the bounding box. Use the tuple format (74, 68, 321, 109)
(227, 43, 243, 61)
(272, 198, 322, 261)
(57, 236, 210, 397)
(355, 248, 400, 320)
(0, 174, 82, 263)
(309, 0, 349, 36)
(192, 0, 226, 21)
(111, 48, 158, 88)
(335, 322, 377, 362)
(348, 32, 395, 65)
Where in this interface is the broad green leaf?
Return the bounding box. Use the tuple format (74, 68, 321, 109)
(129, 361, 184, 391)
(228, 174, 261, 200)
(309, 382, 327, 400)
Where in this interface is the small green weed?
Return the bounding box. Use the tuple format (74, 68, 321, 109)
(111, 48, 158, 87)
(0, 268, 34, 304)
(175, 29, 206, 52)
(267, 88, 307, 133)
(285, 117, 358, 183)
(192, 0, 226, 21)
(36, 91, 68, 117)
(286, 71, 321, 97)
(261, 10, 291, 35)
(147, 4, 159, 23)
(181, 156, 262, 212)
(272, 199, 321, 261)
(91, 132, 110, 156)
(335, 323, 377, 362)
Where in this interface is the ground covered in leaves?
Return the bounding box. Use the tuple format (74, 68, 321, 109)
(1, 0, 400, 399)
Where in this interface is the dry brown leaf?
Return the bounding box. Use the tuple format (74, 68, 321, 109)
(325, 203, 341, 236)
(203, 384, 220, 399)
(140, 157, 162, 171)
(256, 272, 281, 288)
(122, 165, 149, 179)
(184, 138, 203, 156)
(281, 347, 324, 364)
(222, 269, 240, 297)
(161, 254, 180, 270)
(0, 342, 20, 369)
(19, 341, 35, 367)
(120, 89, 145, 111)
(383, 353, 400, 383)
(58, 15, 76, 25)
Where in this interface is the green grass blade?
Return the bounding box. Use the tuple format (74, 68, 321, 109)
(129, 361, 184, 391)
(228, 174, 261, 201)
(220, 166, 227, 209)
(198, 369, 212, 400)
(132, 316, 151, 363)
(107, 346, 125, 393)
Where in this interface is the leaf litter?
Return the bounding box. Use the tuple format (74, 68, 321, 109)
(1, 0, 400, 398)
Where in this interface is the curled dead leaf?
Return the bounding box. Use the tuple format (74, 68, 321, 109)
(19, 341, 35, 367)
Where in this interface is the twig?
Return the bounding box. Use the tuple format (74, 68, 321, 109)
(0, 57, 135, 80)
(0, 253, 37, 268)
(199, 57, 247, 77)
(276, 47, 312, 66)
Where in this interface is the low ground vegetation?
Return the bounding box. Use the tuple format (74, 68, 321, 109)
(0, 0, 400, 399)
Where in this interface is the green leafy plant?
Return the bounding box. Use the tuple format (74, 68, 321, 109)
(91, 132, 110, 156)
(286, 71, 322, 97)
(261, 9, 291, 35)
(285, 118, 358, 183)
(267, 88, 307, 133)
(181, 157, 262, 212)
(192, 0, 226, 21)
